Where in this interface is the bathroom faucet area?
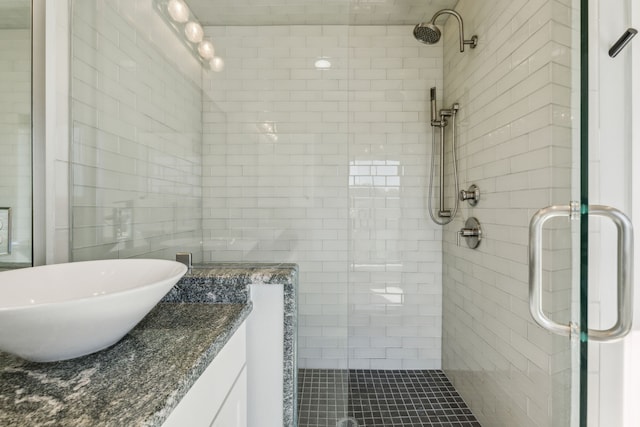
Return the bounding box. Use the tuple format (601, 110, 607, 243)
(0, 0, 639, 426)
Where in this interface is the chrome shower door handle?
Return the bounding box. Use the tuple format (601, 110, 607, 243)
(528, 204, 634, 341)
(528, 205, 573, 337)
(587, 205, 633, 341)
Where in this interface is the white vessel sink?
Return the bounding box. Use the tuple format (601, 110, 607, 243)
(0, 259, 188, 362)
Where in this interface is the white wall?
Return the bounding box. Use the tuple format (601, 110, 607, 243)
(628, 2, 640, 426)
(69, 0, 204, 262)
(0, 28, 31, 264)
(202, 25, 443, 369)
(441, 0, 575, 426)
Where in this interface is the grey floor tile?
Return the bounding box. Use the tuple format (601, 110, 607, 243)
(297, 369, 481, 427)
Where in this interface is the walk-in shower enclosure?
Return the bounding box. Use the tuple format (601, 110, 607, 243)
(61, 0, 638, 426)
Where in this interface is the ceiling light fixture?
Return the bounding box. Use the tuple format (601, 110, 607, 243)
(184, 21, 204, 43)
(153, 0, 221, 70)
(210, 56, 225, 72)
(314, 58, 332, 70)
(197, 40, 215, 59)
(167, 0, 189, 23)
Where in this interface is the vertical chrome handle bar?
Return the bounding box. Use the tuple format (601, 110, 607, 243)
(528, 204, 633, 341)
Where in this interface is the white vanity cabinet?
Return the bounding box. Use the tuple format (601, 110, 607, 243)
(162, 321, 248, 427)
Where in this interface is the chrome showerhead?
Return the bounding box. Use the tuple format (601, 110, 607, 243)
(413, 9, 478, 52)
(413, 23, 441, 44)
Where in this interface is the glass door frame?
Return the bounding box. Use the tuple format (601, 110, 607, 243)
(32, 0, 46, 266)
(579, 0, 589, 425)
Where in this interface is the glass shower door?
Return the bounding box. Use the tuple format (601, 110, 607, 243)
(529, 0, 636, 426)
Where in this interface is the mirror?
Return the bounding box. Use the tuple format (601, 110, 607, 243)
(0, 0, 32, 269)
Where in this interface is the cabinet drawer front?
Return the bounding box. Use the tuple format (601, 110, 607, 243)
(163, 322, 247, 427)
(211, 367, 247, 427)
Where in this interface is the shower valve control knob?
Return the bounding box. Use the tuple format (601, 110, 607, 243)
(457, 217, 482, 249)
(459, 184, 480, 206)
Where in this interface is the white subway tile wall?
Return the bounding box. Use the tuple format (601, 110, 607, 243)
(70, 0, 203, 262)
(202, 25, 444, 369)
(0, 29, 31, 264)
(441, 0, 575, 426)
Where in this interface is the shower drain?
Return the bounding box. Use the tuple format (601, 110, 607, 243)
(336, 417, 359, 427)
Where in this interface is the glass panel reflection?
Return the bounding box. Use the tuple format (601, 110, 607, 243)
(0, 0, 31, 268)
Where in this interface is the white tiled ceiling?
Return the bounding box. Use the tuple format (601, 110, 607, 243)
(0, 1, 30, 29)
(186, 0, 459, 26)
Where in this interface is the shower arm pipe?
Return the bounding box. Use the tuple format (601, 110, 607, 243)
(430, 9, 477, 52)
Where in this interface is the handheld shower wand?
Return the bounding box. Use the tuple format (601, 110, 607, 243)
(430, 87, 439, 125)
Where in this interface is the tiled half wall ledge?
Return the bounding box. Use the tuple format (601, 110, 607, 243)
(163, 262, 299, 427)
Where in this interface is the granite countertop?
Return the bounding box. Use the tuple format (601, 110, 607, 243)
(0, 302, 252, 427)
(166, 263, 299, 427)
(166, 263, 299, 304)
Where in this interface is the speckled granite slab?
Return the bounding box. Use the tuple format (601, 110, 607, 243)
(164, 263, 299, 427)
(0, 303, 251, 427)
